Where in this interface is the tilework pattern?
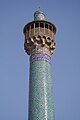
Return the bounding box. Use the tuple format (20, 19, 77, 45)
(30, 53, 51, 63)
(28, 60, 55, 120)
(31, 47, 51, 56)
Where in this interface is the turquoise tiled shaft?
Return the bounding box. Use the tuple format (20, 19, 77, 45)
(28, 60, 55, 120)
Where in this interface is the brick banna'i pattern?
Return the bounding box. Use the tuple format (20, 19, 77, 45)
(23, 10, 56, 120)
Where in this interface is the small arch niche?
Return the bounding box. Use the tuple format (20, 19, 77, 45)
(47, 37, 51, 41)
(49, 25, 52, 31)
(43, 36, 46, 40)
(35, 23, 39, 28)
(33, 36, 36, 40)
(31, 24, 34, 29)
(45, 23, 48, 29)
(40, 23, 44, 28)
(37, 35, 41, 40)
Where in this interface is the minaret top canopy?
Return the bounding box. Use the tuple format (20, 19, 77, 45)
(34, 10, 46, 21)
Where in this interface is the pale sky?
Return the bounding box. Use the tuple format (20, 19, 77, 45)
(0, 0, 80, 120)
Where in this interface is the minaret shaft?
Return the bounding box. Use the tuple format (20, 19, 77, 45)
(29, 61, 54, 120)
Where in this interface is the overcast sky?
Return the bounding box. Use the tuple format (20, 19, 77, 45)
(0, 0, 80, 120)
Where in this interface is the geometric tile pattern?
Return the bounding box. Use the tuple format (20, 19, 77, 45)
(31, 47, 51, 56)
(30, 53, 51, 63)
(28, 60, 55, 120)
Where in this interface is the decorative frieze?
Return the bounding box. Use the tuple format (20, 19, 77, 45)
(31, 47, 51, 56)
(30, 53, 51, 63)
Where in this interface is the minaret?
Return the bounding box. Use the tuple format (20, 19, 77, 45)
(23, 10, 56, 120)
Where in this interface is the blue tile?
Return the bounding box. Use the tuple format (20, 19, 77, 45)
(28, 60, 55, 120)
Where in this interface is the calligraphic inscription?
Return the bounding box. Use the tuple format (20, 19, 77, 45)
(30, 53, 51, 63)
